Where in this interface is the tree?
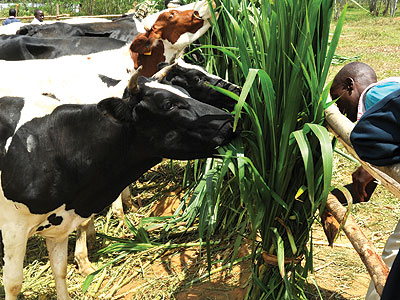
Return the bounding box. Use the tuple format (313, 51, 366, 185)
(335, 0, 348, 20)
(370, 0, 398, 16)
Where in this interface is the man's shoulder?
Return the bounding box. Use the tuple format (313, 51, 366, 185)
(3, 18, 21, 25)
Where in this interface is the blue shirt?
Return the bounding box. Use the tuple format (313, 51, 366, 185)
(365, 81, 400, 110)
(2, 17, 21, 26)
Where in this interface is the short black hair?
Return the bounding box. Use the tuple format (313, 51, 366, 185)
(9, 8, 17, 17)
(34, 9, 43, 16)
(331, 62, 377, 93)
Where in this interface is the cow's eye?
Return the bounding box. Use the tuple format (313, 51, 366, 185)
(193, 11, 202, 20)
(162, 101, 176, 110)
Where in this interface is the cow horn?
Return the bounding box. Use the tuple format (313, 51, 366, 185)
(152, 61, 178, 81)
(128, 66, 143, 94)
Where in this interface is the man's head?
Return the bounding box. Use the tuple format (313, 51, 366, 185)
(34, 9, 44, 22)
(330, 62, 377, 122)
(9, 8, 17, 17)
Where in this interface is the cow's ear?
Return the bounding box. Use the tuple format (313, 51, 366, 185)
(157, 62, 169, 71)
(130, 33, 154, 54)
(97, 98, 132, 123)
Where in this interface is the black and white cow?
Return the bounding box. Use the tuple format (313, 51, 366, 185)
(71, 60, 241, 276)
(0, 35, 126, 60)
(161, 59, 240, 112)
(16, 16, 141, 43)
(0, 69, 238, 300)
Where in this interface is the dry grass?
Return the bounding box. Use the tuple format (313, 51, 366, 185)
(1, 5, 400, 300)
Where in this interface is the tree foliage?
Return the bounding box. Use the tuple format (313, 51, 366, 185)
(1, 0, 168, 17)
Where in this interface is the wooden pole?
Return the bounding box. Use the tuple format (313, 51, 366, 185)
(325, 193, 389, 295)
(325, 103, 400, 198)
(56, 4, 60, 20)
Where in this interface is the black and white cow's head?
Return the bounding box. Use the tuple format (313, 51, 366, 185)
(159, 59, 240, 112)
(98, 68, 238, 160)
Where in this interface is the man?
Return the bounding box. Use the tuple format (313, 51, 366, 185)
(2, 8, 21, 26)
(31, 9, 44, 24)
(330, 61, 400, 300)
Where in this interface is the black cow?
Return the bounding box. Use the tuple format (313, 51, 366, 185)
(0, 69, 238, 300)
(17, 17, 141, 43)
(0, 35, 126, 60)
(161, 59, 240, 112)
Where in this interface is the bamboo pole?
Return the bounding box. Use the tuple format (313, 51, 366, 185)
(324, 102, 400, 296)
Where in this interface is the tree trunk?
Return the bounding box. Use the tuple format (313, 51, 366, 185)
(390, 0, 398, 16)
(383, 0, 390, 15)
(334, 0, 347, 20)
(370, 0, 380, 15)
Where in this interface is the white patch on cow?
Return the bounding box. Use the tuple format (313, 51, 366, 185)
(134, 17, 145, 33)
(145, 80, 191, 99)
(176, 58, 219, 80)
(0, 45, 133, 105)
(0, 174, 87, 240)
(172, 18, 211, 48)
(26, 135, 37, 153)
(0, 21, 24, 35)
(4, 138, 12, 153)
(175, 58, 241, 89)
(4, 95, 60, 152)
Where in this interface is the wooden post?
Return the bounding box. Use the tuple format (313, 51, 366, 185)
(325, 193, 389, 295)
(56, 4, 60, 20)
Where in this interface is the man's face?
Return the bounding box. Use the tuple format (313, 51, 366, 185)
(330, 84, 360, 122)
(36, 11, 44, 22)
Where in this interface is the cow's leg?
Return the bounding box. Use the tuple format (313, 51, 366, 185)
(46, 237, 71, 300)
(112, 187, 132, 221)
(112, 194, 125, 221)
(74, 218, 96, 276)
(2, 227, 28, 300)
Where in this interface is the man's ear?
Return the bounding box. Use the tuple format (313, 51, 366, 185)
(97, 97, 132, 123)
(343, 77, 355, 95)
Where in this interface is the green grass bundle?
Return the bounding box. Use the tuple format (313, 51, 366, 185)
(189, 0, 346, 298)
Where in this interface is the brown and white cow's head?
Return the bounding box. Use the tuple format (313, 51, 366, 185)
(129, 0, 216, 77)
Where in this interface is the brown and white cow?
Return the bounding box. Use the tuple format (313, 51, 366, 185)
(130, 0, 215, 76)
